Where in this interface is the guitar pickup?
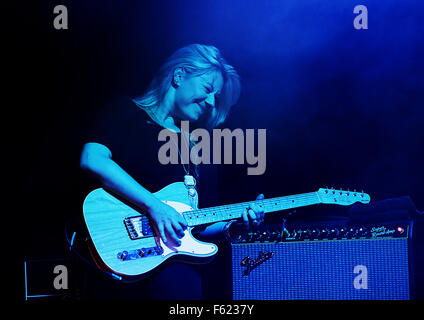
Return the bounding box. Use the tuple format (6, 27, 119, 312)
(124, 216, 154, 240)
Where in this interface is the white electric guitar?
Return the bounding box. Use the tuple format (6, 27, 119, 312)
(82, 182, 370, 281)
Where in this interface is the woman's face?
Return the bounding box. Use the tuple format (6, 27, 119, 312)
(173, 70, 224, 123)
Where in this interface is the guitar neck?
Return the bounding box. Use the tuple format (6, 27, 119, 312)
(183, 192, 321, 227)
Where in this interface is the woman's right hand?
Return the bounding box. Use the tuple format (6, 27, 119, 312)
(147, 199, 188, 246)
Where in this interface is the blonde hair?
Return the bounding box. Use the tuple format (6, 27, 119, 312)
(133, 44, 240, 129)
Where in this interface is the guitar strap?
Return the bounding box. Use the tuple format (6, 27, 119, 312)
(184, 174, 198, 209)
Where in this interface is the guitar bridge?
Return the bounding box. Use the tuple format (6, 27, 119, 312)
(124, 216, 154, 240)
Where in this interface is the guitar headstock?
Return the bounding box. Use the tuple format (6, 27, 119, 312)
(317, 187, 370, 206)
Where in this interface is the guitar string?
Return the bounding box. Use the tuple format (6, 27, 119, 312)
(183, 190, 364, 218)
(181, 191, 363, 225)
(182, 193, 321, 225)
(134, 192, 357, 225)
(135, 194, 321, 229)
(135, 191, 361, 230)
(135, 193, 319, 221)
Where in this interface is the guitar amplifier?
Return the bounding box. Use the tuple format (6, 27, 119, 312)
(231, 222, 412, 300)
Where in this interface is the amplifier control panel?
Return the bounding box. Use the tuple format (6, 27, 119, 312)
(230, 223, 409, 244)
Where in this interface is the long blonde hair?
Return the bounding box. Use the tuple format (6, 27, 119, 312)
(133, 44, 240, 129)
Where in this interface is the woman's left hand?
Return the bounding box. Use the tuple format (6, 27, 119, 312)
(241, 193, 265, 229)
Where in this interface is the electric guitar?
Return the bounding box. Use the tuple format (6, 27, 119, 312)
(82, 182, 370, 281)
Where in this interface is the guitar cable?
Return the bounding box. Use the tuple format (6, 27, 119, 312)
(64, 218, 123, 281)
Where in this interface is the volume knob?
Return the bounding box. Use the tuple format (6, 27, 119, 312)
(118, 251, 128, 261)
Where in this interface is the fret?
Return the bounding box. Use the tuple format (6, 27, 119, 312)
(183, 192, 320, 227)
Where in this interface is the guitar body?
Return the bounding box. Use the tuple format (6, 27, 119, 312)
(83, 182, 218, 281)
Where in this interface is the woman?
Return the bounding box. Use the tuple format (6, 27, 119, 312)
(80, 44, 264, 299)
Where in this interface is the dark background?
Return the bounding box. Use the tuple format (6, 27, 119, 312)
(9, 0, 423, 300)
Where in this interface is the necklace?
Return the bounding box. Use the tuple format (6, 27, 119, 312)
(148, 106, 198, 207)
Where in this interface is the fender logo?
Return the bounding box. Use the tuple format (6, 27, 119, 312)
(241, 251, 274, 276)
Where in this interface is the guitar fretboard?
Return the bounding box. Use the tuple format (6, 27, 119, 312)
(182, 192, 321, 227)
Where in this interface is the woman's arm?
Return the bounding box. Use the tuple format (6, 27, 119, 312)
(80, 142, 187, 245)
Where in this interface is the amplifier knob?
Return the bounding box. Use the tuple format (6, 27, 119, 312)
(329, 228, 339, 238)
(357, 227, 368, 237)
(319, 229, 328, 239)
(271, 231, 281, 241)
(311, 228, 320, 238)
